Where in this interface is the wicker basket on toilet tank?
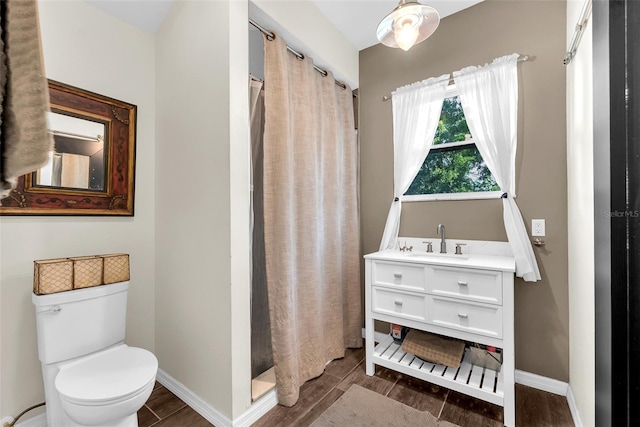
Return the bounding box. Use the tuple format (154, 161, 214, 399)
(33, 253, 130, 295)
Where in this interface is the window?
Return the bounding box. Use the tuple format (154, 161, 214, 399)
(403, 87, 501, 201)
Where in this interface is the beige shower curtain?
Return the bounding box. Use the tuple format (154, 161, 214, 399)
(263, 34, 362, 407)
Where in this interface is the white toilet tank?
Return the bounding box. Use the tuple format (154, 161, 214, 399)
(32, 281, 130, 365)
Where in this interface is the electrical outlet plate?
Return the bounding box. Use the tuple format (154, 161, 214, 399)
(532, 219, 545, 237)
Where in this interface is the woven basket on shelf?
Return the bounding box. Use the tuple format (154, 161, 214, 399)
(33, 253, 130, 295)
(401, 330, 465, 368)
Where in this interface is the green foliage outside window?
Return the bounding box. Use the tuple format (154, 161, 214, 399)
(433, 97, 471, 145)
(405, 96, 499, 196)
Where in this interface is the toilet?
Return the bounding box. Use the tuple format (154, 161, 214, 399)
(32, 281, 157, 427)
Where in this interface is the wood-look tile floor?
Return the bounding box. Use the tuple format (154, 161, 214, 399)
(139, 347, 575, 427)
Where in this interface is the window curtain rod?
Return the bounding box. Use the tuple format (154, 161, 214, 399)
(249, 18, 348, 91)
(563, 0, 592, 65)
(381, 55, 530, 102)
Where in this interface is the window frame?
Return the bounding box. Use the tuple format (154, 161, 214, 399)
(403, 85, 504, 203)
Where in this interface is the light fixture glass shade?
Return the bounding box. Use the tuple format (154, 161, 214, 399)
(376, 1, 440, 51)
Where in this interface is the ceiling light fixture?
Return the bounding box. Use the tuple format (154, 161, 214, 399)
(376, 0, 440, 51)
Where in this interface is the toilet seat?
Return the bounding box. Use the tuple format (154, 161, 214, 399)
(55, 345, 158, 406)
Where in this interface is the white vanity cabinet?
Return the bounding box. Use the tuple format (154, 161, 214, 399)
(364, 248, 516, 426)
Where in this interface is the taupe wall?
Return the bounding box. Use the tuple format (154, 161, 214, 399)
(360, 0, 568, 381)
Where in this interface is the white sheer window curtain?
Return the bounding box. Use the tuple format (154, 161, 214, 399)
(379, 75, 450, 251)
(453, 54, 541, 281)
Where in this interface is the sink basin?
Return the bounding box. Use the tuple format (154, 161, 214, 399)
(407, 252, 470, 260)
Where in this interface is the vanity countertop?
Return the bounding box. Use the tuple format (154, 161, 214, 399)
(365, 247, 515, 272)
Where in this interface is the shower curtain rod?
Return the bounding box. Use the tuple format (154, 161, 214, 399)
(563, 0, 592, 65)
(381, 55, 531, 102)
(249, 19, 348, 91)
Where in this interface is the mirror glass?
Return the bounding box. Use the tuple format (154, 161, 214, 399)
(35, 112, 107, 191)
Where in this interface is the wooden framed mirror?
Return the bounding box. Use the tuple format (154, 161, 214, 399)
(0, 80, 136, 216)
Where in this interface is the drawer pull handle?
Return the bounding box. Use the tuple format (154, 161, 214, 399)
(458, 313, 469, 319)
(394, 300, 403, 306)
(394, 272, 403, 279)
(458, 281, 468, 286)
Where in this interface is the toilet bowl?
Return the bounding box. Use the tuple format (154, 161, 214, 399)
(56, 345, 157, 427)
(33, 281, 158, 427)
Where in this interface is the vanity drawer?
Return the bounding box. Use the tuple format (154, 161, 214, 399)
(428, 296, 502, 339)
(372, 286, 427, 322)
(372, 260, 427, 292)
(427, 265, 502, 305)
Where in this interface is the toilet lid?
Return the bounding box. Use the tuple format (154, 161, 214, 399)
(56, 346, 158, 404)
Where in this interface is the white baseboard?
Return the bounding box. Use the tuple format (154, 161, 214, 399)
(234, 387, 278, 427)
(156, 369, 232, 426)
(565, 385, 584, 427)
(514, 373, 584, 427)
(514, 370, 568, 395)
(156, 369, 278, 427)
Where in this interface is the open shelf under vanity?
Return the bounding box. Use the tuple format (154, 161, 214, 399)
(373, 335, 504, 406)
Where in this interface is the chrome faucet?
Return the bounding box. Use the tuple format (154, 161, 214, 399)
(437, 224, 446, 253)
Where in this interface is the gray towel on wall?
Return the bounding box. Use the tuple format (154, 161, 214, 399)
(0, 0, 53, 198)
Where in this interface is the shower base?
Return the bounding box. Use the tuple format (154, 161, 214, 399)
(252, 367, 276, 401)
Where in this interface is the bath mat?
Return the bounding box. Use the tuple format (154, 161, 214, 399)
(310, 384, 460, 427)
